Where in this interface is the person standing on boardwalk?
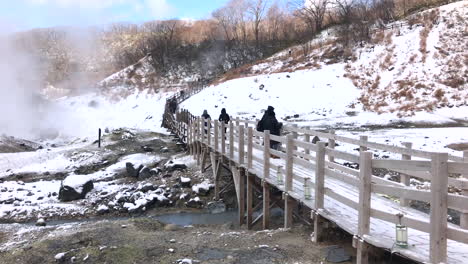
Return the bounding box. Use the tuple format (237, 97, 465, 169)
(201, 110, 211, 135)
(218, 108, 230, 124)
(256, 106, 283, 151)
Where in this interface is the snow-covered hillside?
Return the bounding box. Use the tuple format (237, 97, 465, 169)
(182, 1, 468, 129)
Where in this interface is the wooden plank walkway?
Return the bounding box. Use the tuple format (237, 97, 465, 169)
(163, 101, 468, 264)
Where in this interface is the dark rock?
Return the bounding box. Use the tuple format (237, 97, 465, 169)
(27, 192, 34, 197)
(139, 167, 152, 180)
(293, 114, 299, 118)
(140, 184, 156, 193)
(286, 75, 290, 78)
(259, 84, 265, 90)
(58, 181, 94, 202)
(126, 162, 139, 178)
(141, 145, 154, 152)
(52, 192, 57, 196)
(186, 197, 203, 208)
(35, 218, 46, 227)
(179, 177, 191, 188)
(37, 196, 44, 200)
(207, 201, 226, 214)
(2, 198, 14, 204)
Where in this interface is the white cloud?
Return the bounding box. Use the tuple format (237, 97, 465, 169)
(144, 0, 174, 19)
(26, 0, 132, 9)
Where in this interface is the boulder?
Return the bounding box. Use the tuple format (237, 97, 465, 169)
(35, 218, 46, 227)
(192, 180, 214, 196)
(126, 163, 144, 178)
(207, 201, 226, 214)
(138, 167, 152, 180)
(164, 160, 187, 172)
(59, 176, 94, 202)
(186, 197, 203, 208)
(97, 205, 109, 214)
(179, 177, 191, 188)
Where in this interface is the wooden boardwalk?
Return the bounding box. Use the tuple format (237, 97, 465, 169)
(163, 98, 468, 264)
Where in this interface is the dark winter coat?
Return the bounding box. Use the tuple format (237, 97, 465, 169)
(256, 108, 282, 136)
(218, 108, 230, 124)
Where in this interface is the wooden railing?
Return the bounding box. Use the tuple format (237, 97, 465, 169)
(165, 106, 468, 263)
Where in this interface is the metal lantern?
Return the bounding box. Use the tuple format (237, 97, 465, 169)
(396, 213, 408, 248)
(277, 166, 283, 184)
(304, 178, 312, 200)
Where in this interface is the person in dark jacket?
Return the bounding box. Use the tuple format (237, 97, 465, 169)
(218, 108, 230, 124)
(201, 110, 211, 135)
(256, 106, 283, 150)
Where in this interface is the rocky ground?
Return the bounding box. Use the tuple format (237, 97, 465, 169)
(0, 129, 419, 263)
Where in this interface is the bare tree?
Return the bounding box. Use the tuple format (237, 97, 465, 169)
(248, 0, 269, 47)
(293, 0, 329, 34)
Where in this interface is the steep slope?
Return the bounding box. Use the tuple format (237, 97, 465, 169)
(182, 1, 467, 128)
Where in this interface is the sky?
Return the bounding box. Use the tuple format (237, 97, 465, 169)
(0, 0, 230, 31)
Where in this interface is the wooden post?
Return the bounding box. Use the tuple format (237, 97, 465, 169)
(214, 120, 219, 152)
(315, 142, 326, 209)
(356, 151, 372, 264)
(187, 124, 192, 155)
(200, 118, 205, 145)
(247, 127, 253, 170)
(284, 135, 294, 229)
(221, 122, 226, 155)
(263, 180, 270, 229)
(429, 152, 448, 264)
(400, 142, 412, 207)
(247, 172, 254, 229)
(235, 118, 240, 127)
(358, 151, 372, 236)
(212, 153, 220, 199)
(229, 121, 234, 161)
(285, 135, 294, 192)
(292, 124, 298, 151)
(207, 119, 212, 147)
(461, 151, 468, 229)
(239, 125, 245, 165)
(239, 168, 246, 225)
(304, 126, 311, 157)
(359, 135, 368, 152)
(284, 193, 295, 228)
(263, 130, 271, 180)
(98, 128, 101, 148)
(328, 130, 336, 163)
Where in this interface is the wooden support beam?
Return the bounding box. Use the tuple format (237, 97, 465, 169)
(229, 121, 234, 161)
(214, 120, 219, 152)
(239, 125, 245, 165)
(201, 149, 208, 172)
(328, 130, 336, 163)
(239, 168, 246, 225)
(247, 127, 253, 170)
(353, 236, 371, 264)
(263, 181, 270, 229)
(212, 152, 220, 199)
(312, 210, 325, 243)
(358, 151, 372, 237)
(315, 142, 326, 209)
(285, 135, 294, 192)
(360, 135, 368, 152)
(284, 193, 295, 228)
(292, 124, 298, 151)
(400, 142, 412, 206)
(221, 122, 226, 155)
(263, 130, 271, 180)
(461, 151, 468, 229)
(430, 152, 448, 264)
(304, 126, 311, 159)
(247, 172, 254, 229)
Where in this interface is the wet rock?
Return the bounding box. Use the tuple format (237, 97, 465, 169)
(139, 167, 152, 180)
(35, 218, 46, 227)
(126, 162, 139, 178)
(141, 184, 157, 193)
(186, 197, 203, 208)
(141, 145, 154, 152)
(207, 201, 226, 214)
(97, 205, 109, 214)
(58, 180, 94, 202)
(165, 161, 188, 172)
(179, 177, 191, 188)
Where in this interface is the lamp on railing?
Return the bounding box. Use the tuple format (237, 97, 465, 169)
(304, 178, 312, 200)
(277, 166, 283, 185)
(396, 213, 408, 248)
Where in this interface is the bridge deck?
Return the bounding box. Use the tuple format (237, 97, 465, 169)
(210, 144, 468, 264)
